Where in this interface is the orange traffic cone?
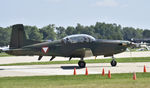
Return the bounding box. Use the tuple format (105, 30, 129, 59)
(144, 65, 147, 73)
(102, 68, 105, 76)
(133, 72, 136, 80)
(74, 67, 76, 75)
(108, 70, 111, 78)
(85, 67, 88, 75)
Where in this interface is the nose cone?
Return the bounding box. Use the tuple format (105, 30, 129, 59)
(114, 40, 132, 53)
(119, 41, 131, 47)
(95, 39, 131, 47)
(119, 41, 135, 48)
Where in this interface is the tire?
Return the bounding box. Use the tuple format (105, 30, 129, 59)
(111, 60, 117, 67)
(78, 60, 86, 68)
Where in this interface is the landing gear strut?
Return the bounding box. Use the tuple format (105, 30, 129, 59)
(50, 56, 55, 61)
(78, 57, 86, 68)
(69, 57, 72, 61)
(111, 56, 117, 67)
(38, 56, 43, 60)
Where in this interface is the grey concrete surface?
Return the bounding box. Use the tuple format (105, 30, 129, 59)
(0, 62, 150, 77)
(0, 51, 150, 77)
(0, 51, 150, 64)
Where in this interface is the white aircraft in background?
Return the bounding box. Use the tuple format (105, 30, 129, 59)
(0, 45, 9, 52)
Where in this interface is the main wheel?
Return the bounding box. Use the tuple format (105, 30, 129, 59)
(78, 60, 86, 68)
(111, 60, 117, 67)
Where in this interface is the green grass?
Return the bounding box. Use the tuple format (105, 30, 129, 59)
(0, 73, 150, 88)
(0, 57, 150, 66)
(0, 52, 11, 57)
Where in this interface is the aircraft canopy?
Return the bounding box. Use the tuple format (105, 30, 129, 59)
(62, 34, 96, 43)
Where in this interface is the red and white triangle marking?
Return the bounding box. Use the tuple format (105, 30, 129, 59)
(42, 47, 49, 53)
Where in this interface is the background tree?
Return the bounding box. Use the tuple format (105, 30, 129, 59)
(0, 22, 150, 46)
(122, 27, 143, 40)
(56, 26, 66, 39)
(94, 22, 122, 39)
(24, 26, 43, 40)
(65, 26, 75, 35)
(40, 24, 56, 41)
(143, 30, 150, 38)
(0, 27, 11, 46)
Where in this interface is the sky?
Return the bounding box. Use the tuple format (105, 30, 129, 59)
(0, 0, 150, 29)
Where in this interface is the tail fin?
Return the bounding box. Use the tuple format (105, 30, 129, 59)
(10, 24, 27, 49)
(10, 24, 41, 49)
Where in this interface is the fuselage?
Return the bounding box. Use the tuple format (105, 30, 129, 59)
(5, 24, 132, 67)
(6, 38, 130, 58)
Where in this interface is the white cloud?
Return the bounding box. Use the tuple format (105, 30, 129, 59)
(95, 0, 119, 7)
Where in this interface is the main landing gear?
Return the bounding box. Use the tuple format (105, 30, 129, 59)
(77, 56, 117, 68)
(50, 56, 55, 61)
(38, 56, 43, 60)
(78, 60, 86, 68)
(78, 57, 86, 68)
(110, 56, 117, 67)
(38, 56, 56, 61)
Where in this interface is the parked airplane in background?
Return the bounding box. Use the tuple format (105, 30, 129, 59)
(3, 24, 133, 68)
(0, 46, 9, 53)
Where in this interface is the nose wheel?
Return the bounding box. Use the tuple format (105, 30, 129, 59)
(111, 59, 117, 67)
(78, 60, 86, 68)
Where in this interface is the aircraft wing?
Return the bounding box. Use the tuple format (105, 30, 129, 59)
(70, 48, 93, 57)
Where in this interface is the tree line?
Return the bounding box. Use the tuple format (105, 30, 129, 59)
(0, 22, 150, 46)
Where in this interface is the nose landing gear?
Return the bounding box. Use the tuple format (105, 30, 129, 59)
(111, 56, 117, 67)
(77, 56, 117, 68)
(111, 59, 117, 66)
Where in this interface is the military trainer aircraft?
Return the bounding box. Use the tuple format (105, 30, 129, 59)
(4, 24, 132, 68)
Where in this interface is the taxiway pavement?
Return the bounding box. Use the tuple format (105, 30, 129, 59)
(0, 62, 150, 77)
(0, 51, 150, 77)
(0, 51, 150, 64)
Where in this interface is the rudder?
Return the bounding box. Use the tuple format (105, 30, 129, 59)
(10, 24, 27, 49)
(10, 24, 41, 49)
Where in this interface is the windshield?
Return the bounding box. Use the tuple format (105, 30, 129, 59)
(62, 34, 96, 43)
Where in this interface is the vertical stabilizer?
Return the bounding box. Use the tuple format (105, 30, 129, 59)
(10, 24, 27, 49)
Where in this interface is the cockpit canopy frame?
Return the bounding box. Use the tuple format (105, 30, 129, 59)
(62, 34, 96, 43)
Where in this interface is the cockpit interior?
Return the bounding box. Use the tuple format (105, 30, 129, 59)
(62, 34, 96, 43)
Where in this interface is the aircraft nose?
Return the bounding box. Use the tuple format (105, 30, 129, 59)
(128, 42, 136, 48)
(118, 41, 132, 47)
